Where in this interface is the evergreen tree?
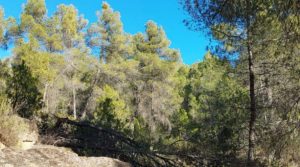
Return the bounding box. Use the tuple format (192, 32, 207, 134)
(44, 16, 64, 52)
(6, 61, 42, 118)
(183, 53, 248, 162)
(134, 21, 180, 62)
(20, 0, 47, 42)
(93, 85, 130, 130)
(181, 0, 299, 164)
(127, 21, 183, 139)
(87, 2, 131, 63)
(23, 0, 46, 24)
(54, 5, 81, 49)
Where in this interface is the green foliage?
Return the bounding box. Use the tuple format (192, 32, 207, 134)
(55, 5, 78, 48)
(92, 85, 130, 130)
(14, 37, 55, 84)
(0, 7, 17, 49)
(181, 53, 248, 159)
(87, 2, 131, 63)
(0, 60, 9, 94)
(44, 16, 64, 52)
(182, 0, 300, 165)
(134, 21, 180, 62)
(6, 61, 42, 118)
(23, 0, 46, 23)
(21, 0, 47, 40)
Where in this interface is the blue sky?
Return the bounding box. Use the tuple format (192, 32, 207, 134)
(0, 0, 210, 64)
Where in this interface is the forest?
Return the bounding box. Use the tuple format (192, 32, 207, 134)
(0, 0, 299, 166)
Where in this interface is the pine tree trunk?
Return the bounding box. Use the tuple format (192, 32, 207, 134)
(246, 1, 257, 164)
(247, 43, 257, 166)
(80, 69, 100, 119)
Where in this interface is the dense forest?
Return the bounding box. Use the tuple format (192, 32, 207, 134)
(0, 0, 299, 166)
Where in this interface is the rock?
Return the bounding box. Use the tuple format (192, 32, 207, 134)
(80, 157, 131, 167)
(17, 119, 38, 150)
(0, 143, 5, 150)
(0, 145, 131, 167)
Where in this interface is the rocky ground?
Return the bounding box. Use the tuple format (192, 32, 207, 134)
(0, 144, 131, 167)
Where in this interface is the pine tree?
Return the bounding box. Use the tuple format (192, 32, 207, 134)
(181, 0, 299, 165)
(23, 0, 46, 24)
(183, 53, 248, 161)
(134, 21, 180, 62)
(127, 21, 183, 137)
(87, 2, 130, 63)
(20, 0, 47, 41)
(54, 5, 79, 49)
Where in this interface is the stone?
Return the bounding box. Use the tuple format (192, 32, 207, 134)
(0, 145, 131, 167)
(0, 142, 5, 150)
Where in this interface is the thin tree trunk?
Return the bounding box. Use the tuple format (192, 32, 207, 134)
(132, 84, 140, 122)
(136, 85, 140, 118)
(47, 97, 49, 113)
(80, 68, 100, 119)
(43, 84, 48, 102)
(247, 42, 257, 166)
(246, 1, 257, 165)
(43, 84, 48, 112)
(73, 84, 77, 120)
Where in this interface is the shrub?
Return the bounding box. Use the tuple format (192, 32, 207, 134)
(0, 96, 37, 149)
(0, 95, 11, 116)
(6, 61, 43, 118)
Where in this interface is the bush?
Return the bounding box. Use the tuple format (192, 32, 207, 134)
(0, 95, 11, 116)
(0, 96, 37, 149)
(6, 61, 43, 118)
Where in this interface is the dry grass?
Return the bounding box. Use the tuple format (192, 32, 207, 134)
(0, 96, 35, 149)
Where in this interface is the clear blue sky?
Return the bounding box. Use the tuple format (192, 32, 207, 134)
(0, 0, 210, 64)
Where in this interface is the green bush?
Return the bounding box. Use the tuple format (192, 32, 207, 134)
(6, 61, 43, 118)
